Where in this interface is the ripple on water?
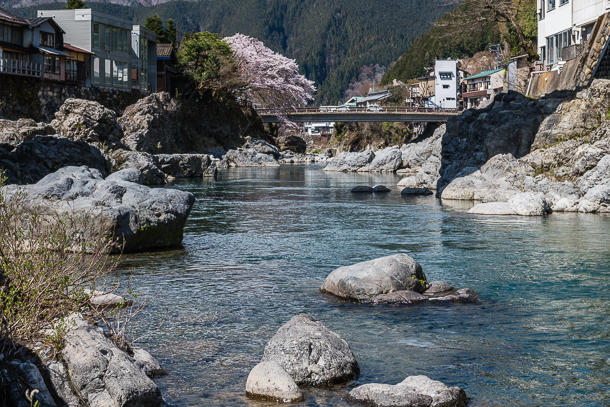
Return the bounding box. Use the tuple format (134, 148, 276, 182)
(122, 166, 610, 406)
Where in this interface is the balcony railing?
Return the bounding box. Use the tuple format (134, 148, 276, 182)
(0, 58, 43, 78)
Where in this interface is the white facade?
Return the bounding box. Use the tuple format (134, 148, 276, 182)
(434, 59, 457, 109)
(537, 0, 610, 64)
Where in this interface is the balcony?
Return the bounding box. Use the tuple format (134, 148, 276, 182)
(0, 58, 43, 78)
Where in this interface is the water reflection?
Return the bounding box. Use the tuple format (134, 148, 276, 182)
(122, 165, 610, 406)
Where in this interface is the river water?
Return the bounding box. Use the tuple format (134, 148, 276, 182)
(119, 165, 610, 406)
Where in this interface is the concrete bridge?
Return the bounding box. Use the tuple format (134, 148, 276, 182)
(256, 106, 461, 123)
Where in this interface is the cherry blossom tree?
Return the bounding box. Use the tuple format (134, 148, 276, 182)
(224, 34, 316, 110)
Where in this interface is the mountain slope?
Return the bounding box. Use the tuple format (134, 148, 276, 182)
(12, 0, 455, 104)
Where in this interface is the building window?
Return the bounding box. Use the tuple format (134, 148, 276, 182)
(548, 0, 556, 11)
(442, 85, 450, 89)
(44, 55, 60, 74)
(93, 22, 100, 48)
(93, 57, 100, 83)
(539, 0, 545, 20)
(113, 28, 118, 51)
(560, 0, 568, 5)
(0, 24, 23, 46)
(546, 29, 572, 63)
(39, 32, 55, 48)
(105, 26, 111, 50)
(439, 72, 452, 80)
(105, 59, 111, 84)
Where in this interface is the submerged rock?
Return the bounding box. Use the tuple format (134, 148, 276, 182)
(2, 166, 195, 252)
(372, 185, 392, 193)
(261, 313, 359, 386)
(246, 361, 303, 403)
(349, 375, 468, 407)
(401, 187, 433, 196)
(424, 280, 453, 294)
(351, 186, 374, 193)
(320, 254, 427, 301)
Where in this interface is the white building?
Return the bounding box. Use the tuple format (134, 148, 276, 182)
(434, 59, 458, 109)
(537, 0, 610, 66)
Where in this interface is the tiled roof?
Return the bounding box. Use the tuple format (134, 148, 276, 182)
(63, 43, 96, 55)
(26, 16, 66, 33)
(0, 7, 28, 25)
(157, 43, 174, 57)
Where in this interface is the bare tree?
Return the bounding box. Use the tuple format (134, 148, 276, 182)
(437, 0, 538, 59)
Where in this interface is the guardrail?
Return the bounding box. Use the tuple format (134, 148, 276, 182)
(256, 106, 462, 115)
(0, 59, 43, 79)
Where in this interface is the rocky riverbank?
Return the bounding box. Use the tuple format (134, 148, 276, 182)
(321, 80, 610, 215)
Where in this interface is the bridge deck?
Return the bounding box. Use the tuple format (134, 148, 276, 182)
(256, 107, 461, 123)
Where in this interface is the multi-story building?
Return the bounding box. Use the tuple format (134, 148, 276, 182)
(434, 60, 458, 109)
(537, 0, 610, 66)
(462, 68, 504, 109)
(37, 9, 156, 91)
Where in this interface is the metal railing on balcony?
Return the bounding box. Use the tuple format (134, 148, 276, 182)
(0, 58, 43, 78)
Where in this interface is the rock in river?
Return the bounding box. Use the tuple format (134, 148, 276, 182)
(2, 166, 195, 252)
(349, 375, 468, 407)
(320, 254, 427, 301)
(246, 361, 303, 403)
(261, 313, 360, 386)
(61, 314, 162, 407)
(351, 186, 374, 193)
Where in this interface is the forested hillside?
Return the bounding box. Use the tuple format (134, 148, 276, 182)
(12, 0, 455, 104)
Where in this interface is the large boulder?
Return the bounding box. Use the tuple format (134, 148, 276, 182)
(118, 92, 181, 154)
(320, 254, 427, 301)
(61, 315, 162, 407)
(2, 166, 195, 252)
(277, 135, 307, 154)
(576, 154, 610, 192)
(0, 118, 55, 145)
(397, 124, 444, 190)
(245, 361, 303, 403)
(349, 375, 468, 407)
(224, 148, 280, 167)
(153, 154, 212, 178)
(437, 91, 559, 191)
(111, 150, 167, 185)
(0, 135, 111, 185)
(358, 146, 403, 172)
(243, 138, 280, 159)
(261, 314, 359, 386)
(51, 98, 124, 147)
(324, 150, 374, 172)
(468, 193, 552, 216)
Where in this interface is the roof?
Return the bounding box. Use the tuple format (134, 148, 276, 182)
(34, 45, 73, 58)
(26, 17, 66, 34)
(157, 43, 174, 58)
(356, 92, 392, 104)
(63, 43, 96, 55)
(0, 7, 28, 25)
(367, 90, 389, 96)
(464, 68, 503, 81)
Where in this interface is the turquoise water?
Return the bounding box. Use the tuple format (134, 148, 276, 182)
(120, 165, 610, 406)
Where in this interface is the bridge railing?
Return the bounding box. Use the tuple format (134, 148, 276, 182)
(256, 106, 462, 115)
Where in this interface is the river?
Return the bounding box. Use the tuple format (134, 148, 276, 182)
(119, 165, 610, 406)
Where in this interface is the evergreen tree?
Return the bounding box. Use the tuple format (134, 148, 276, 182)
(165, 19, 177, 46)
(144, 14, 166, 43)
(65, 0, 86, 10)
